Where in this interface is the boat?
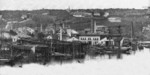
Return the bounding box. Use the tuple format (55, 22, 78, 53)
(92, 37, 133, 54)
(138, 41, 150, 49)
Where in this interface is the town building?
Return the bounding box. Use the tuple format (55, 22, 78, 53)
(72, 11, 92, 17)
(78, 34, 101, 45)
(78, 33, 122, 45)
(95, 25, 109, 34)
(108, 17, 121, 22)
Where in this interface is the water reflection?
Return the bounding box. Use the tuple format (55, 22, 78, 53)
(1, 48, 150, 75)
(0, 47, 146, 67)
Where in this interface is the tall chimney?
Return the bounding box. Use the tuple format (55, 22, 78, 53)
(94, 20, 97, 33)
(91, 19, 94, 33)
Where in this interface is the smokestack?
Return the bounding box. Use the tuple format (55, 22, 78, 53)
(91, 19, 97, 33)
(91, 19, 94, 33)
(94, 21, 97, 33)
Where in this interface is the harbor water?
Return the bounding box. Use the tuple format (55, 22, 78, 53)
(0, 48, 150, 75)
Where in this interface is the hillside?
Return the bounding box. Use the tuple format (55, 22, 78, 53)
(0, 9, 150, 40)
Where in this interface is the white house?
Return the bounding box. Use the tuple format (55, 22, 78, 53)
(78, 34, 120, 45)
(78, 34, 101, 45)
(108, 17, 121, 22)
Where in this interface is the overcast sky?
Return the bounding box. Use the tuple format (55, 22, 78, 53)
(0, 0, 149, 10)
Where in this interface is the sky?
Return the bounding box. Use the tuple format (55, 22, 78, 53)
(0, 0, 149, 10)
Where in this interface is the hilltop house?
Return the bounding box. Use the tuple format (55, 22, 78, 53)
(72, 11, 92, 17)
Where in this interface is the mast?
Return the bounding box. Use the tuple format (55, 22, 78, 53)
(131, 21, 134, 42)
(59, 27, 62, 41)
(40, 24, 43, 32)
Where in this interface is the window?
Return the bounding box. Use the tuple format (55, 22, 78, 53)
(95, 38, 97, 40)
(93, 38, 97, 40)
(81, 38, 86, 40)
(83, 38, 85, 40)
(88, 38, 91, 40)
(93, 38, 95, 40)
(96, 38, 99, 40)
(80, 38, 84, 40)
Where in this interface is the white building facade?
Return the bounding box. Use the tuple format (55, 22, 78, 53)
(79, 35, 100, 45)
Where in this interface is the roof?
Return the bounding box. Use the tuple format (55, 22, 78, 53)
(66, 37, 78, 42)
(78, 34, 123, 37)
(16, 33, 31, 38)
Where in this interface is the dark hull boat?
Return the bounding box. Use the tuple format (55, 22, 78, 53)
(138, 41, 150, 49)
